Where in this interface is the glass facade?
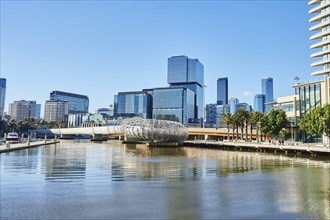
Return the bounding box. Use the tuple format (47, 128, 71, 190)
(167, 55, 204, 122)
(114, 91, 152, 119)
(50, 91, 89, 114)
(229, 97, 239, 114)
(0, 78, 6, 118)
(295, 83, 322, 115)
(206, 104, 217, 126)
(152, 87, 194, 124)
(254, 94, 265, 113)
(261, 77, 274, 112)
(217, 78, 228, 105)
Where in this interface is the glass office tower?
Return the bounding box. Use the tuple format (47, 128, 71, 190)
(217, 77, 228, 105)
(0, 78, 6, 118)
(152, 87, 194, 124)
(229, 97, 239, 114)
(50, 91, 89, 114)
(254, 94, 266, 113)
(114, 91, 152, 119)
(261, 77, 274, 112)
(167, 55, 204, 122)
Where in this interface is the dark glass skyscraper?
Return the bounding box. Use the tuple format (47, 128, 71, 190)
(50, 91, 89, 114)
(0, 78, 6, 118)
(261, 77, 273, 112)
(217, 77, 228, 105)
(167, 55, 204, 122)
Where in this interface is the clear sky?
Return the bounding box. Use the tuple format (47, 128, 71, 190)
(0, 0, 320, 114)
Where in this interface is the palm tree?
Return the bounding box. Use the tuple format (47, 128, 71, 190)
(234, 109, 249, 140)
(249, 111, 263, 141)
(221, 113, 232, 141)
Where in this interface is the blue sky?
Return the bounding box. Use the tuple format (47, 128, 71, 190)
(0, 0, 320, 113)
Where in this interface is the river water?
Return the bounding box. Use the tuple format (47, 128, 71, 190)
(1, 140, 329, 219)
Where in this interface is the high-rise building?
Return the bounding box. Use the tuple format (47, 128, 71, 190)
(309, 0, 330, 77)
(0, 78, 6, 118)
(237, 103, 252, 113)
(254, 94, 266, 113)
(229, 97, 239, 114)
(114, 91, 152, 119)
(216, 105, 230, 126)
(309, 0, 330, 106)
(8, 100, 40, 121)
(261, 77, 274, 112)
(152, 87, 194, 124)
(217, 77, 228, 105)
(44, 100, 69, 123)
(206, 104, 217, 126)
(50, 91, 89, 114)
(167, 55, 204, 122)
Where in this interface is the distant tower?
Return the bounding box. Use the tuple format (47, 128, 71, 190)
(0, 78, 6, 119)
(261, 77, 273, 112)
(254, 94, 265, 113)
(217, 77, 228, 105)
(229, 97, 239, 115)
(167, 55, 204, 122)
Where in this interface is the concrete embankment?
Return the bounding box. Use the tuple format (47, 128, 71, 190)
(0, 140, 60, 153)
(184, 140, 330, 156)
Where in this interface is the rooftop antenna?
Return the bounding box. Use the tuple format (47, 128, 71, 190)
(294, 76, 300, 85)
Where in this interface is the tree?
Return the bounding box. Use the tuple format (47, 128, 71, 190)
(279, 128, 291, 140)
(234, 109, 249, 140)
(267, 109, 289, 136)
(299, 104, 330, 138)
(249, 111, 264, 141)
(221, 113, 232, 140)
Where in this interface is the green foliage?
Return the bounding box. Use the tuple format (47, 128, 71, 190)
(267, 109, 289, 136)
(299, 104, 330, 136)
(279, 128, 291, 140)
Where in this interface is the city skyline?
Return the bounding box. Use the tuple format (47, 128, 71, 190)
(1, 1, 319, 113)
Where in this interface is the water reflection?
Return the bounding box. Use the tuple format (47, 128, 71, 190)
(0, 140, 329, 219)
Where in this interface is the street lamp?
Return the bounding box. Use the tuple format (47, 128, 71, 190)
(291, 118, 294, 142)
(203, 85, 207, 128)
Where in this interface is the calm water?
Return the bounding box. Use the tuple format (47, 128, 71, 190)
(1, 140, 330, 219)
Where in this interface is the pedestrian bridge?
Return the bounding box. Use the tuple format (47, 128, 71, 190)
(33, 118, 189, 143)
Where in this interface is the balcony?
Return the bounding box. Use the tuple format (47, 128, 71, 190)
(311, 49, 330, 57)
(309, 1, 330, 13)
(309, 10, 330, 22)
(311, 58, 330, 66)
(310, 29, 330, 40)
(310, 19, 330, 31)
(311, 68, 330, 75)
(311, 39, 330, 48)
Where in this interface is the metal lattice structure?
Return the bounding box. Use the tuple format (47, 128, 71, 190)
(120, 118, 189, 143)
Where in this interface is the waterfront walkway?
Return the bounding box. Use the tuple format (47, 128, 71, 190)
(184, 140, 330, 156)
(0, 140, 60, 153)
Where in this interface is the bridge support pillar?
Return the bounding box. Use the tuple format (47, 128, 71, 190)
(91, 134, 104, 141)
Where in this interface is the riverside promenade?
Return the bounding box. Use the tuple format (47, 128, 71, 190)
(184, 140, 330, 156)
(0, 139, 60, 153)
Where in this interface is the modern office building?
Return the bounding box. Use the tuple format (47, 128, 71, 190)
(0, 78, 6, 118)
(152, 87, 194, 124)
(254, 94, 266, 113)
(44, 100, 69, 123)
(8, 100, 40, 121)
(217, 77, 228, 105)
(216, 105, 230, 127)
(229, 97, 239, 114)
(261, 77, 274, 112)
(167, 55, 204, 122)
(50, 90, 89, 114)
(97, 106, 114, 118)
(114, 91, 152, 119)
(237, 103, 252, 113)
(68, 114, 84, 127)
(206, 104, 217, 127)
